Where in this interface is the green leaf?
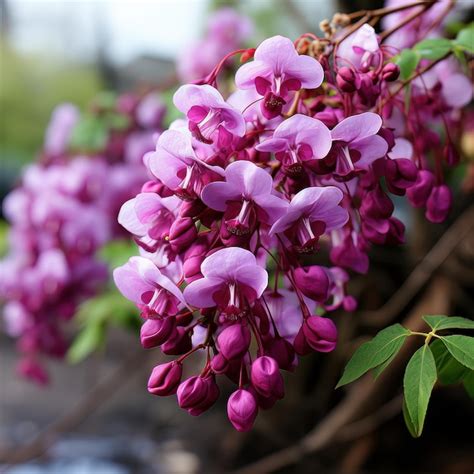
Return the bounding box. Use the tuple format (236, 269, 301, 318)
(462, 370, 474, 399)
(423, 315, 474, 331)
(372, 350, 398, 379)
(337, 324, 410, 388)
(394, 49, 419, 80)
(454, 23, 474, 54)
(69, 115, 108, 152)
(67, 322, 106, 364)
(440, 335, 474, 370)
(403, 344, 437, 437)
(430, 339, 469, 385)
(413, 38, 453, 60)
(402, 398, 418, 438)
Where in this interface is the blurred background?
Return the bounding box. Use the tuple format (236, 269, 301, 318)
(1, 1, 473, 473)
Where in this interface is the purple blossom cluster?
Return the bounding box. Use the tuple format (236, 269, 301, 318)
(111, 9, 471, 431)
(0, 92, 166, 384)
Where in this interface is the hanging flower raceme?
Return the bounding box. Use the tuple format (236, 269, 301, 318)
(0, 91, 167, 383)
(114, 2, 470, 432)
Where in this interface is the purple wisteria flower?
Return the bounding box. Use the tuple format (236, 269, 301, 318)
(337, 24, 381, 71)
(183, 247, 268, 318)
(235, 35, 324, 119)
(114, 256, 186, 319)
(118, 192, 180, 251)
(326, 112, 388, 179)
(256, 114, 332, 175)
(146, 128, 224, 200)
(174, 84, 246, 146)
(270, 186, 348, 253)
(201, 160, 288, 235)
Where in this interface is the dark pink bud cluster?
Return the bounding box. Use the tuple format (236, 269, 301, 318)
(0, 91, 167, 383)
(113, 4, 469, 431)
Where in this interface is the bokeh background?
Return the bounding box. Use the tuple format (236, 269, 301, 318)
(1, 1, 473, 473)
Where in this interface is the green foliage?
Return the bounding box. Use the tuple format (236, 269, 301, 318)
(423, 315, 474, 331)
(338, 315, 474, 437)
(395, 50, 419, 80)
(99, 239, 139, 269)
(453, 23, 474, 54)
(430, 339, 469, 385)
(413, 38, 453, 60)
(336, 324, 410, 388)
(440, 335, 474, 370)
(0, 40, 101, 167)
(403, 344, 437, 437)
(67, 289, 139, 364)
(393, 27, 473, 83)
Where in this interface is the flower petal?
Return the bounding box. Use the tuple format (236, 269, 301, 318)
(331, 112, 382, 143)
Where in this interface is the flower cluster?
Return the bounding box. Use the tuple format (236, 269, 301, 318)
(114, 5, 471, 431)
(177, 7, 253, 83)
(0, 92, 166, 384)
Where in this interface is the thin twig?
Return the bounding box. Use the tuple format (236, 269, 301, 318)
(362, 206, 474, 326)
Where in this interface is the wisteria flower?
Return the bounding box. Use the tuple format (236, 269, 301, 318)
(118, 192, 180, 251)
(256, 114, 332, 175)
(327, 112, 388, 179)
(183, 247, 268, 318)
(337, 24, 381, 71)
(174, 84, 246, 145)
(201, 160, 288, 235)
(114, 256, 186, 318)
(235, 35, 324, 119)
(270, 186, 348, 253)
(146, 128, 224, 200)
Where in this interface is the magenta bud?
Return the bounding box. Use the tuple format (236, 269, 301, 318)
(210, 353, 229, 374)
(443, 143, 459, 166)
(293, 265, 331, 302)
(407, 170, 435, 208)
(251, 356, 284, 400)
(161, 327, 192, 355)
(169, 217, 197, 253)
(179, 199, 207, 218)
(384, 217, 405, 245)
(293, 326, 312, 356)
(426, 184, 452, 223)
(140, 317, 176, 349)
(227, 389, 258, 432)
(188, 378, 220, 416)
(303, 316, 338, 352)
(382, 63, 400, 82)
(177, 375, 219, 415)
(264, 337, 296, 371)
(385, 158, 418, 195)
(343, 295, 358, 312)
(218, 323, 251, 360)
(336, 67, 359, 93)
(360, 185, 394, 220)
(147, 361, 182, 396)
(183, 255, 205, 283)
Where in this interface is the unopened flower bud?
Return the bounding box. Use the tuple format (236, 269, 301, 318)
(382, 63, 400, 82)
(148, 361, 182, 396)
(177, 375, 219, 415)
(210, 353, 229, 374)
(336, 67, 359, 93)
(293, 265, 331, 302)
(302, 316, 338, 352)
(251, 356, 284, 399)
(426, 184, 452, 223)
(218, 323, 251, 360)
(227, 389, 258, 432)
(168, 217, 197, 253)
(407, 170, 435, 208)
(140, 317, 176, 349)
(161, 327, 192, 355)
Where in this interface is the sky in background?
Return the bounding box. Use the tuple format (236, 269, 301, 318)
(4, 0, 331, 65)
